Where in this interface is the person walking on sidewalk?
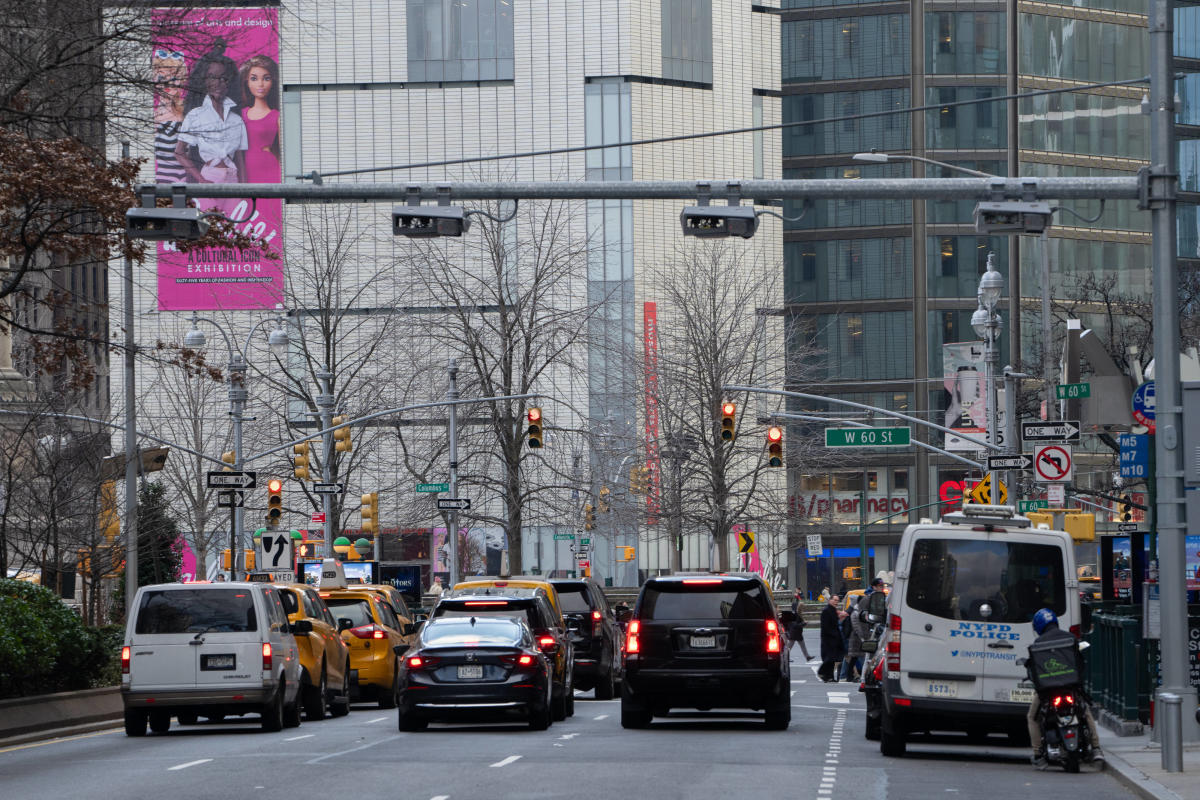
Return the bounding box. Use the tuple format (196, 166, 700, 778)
(818, 594, 847, 682)
(785, 590, 812, 661)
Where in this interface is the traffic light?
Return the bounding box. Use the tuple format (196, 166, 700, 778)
(1120, 495, 1133, 522)
(292, 441, 311, 481)
(720, 402, 737, 441)
(766, 426, 783, 467)
(618, 546, 635, 562)
(598, 486, 611, 513)
(584, 503, 596, 531)
(332, 415, 353, 453)
(222, 549, 256, 570)
(361, 492, 379, 533)
(527, 407, 544, 448)
(266, 478, 283, 526)
(221, 450, 236, 472)
(297, 541, 315, 559)
(630, 465, 648, 494)
(99, 480, 120, 542)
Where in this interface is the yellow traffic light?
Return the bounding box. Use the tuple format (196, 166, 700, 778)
(766, 426, 783, 467)
(618, 545, 635, 562)
(361, 492, 379, 533)
(1120, 495, 1133, 522)
(598, 486, 611, 513)
(293, 441, 311, 481)
(222, 549, 256, 570)
(1026, 511, 1053, 529)
(266, 479, 283, 527)
(584, 503, 595, 531)
(221, 450, 236, 472)
(630, 465, 649, 494)
(527, 407, 544, 448)
(99, 481, 120, 542)
(332, 415, 353, 453)
(720, 402, 736, 441)
(1064, 512, 1096, 542)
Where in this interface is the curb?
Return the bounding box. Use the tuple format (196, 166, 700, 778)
(0, 719, 122, 750)
(1103, 749, 1186, 800)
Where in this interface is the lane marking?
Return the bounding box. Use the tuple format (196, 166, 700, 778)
(285, 734, 315, 741)
(168, 758, 212, 771)
(365, 716, 387, 724)
(490, 755, 522, 768)
(557, 733, 579, 740)
(431, 796, 450, 800)
(792, 702, 865, 713)
(305, 735, 402, 764)
(593, 714, 609, 720)
(0, 728, 121, 754)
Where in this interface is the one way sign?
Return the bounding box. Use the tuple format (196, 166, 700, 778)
(1022, 420, 1081, 442)
(737, 530, 756, 554)
(987, 454, 1033, 471)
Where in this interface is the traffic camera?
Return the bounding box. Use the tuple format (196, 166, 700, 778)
(527, 407, 544, 448)
(126, 207, 211, 241)
(679, 205, 758, 239)
(292, 441, 311, 481)
(266, 479, 283, 527)
(392, 204, 470, 237)
(766, 426, 783, 467)
(361, 492, 379, 534)
(973, 200, 1053, 234)
(720, 402, 737, 441)
(332, 415, 353, 453)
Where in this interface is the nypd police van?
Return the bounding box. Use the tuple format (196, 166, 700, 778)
(877, 504, 1080, 756)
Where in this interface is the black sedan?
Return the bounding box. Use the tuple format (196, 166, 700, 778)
(395, 616, 553, 731)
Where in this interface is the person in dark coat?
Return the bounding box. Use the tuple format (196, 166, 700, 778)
(784, 590, 812, 661)
(818, 594, 847, 682)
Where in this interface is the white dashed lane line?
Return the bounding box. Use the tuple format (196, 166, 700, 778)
(827, 691, 851, 704)
(430, 796, 449, 800)
(593, 714, 609, 720)
(364, 716, 388, 724)
(285, 734, 314, 741)
(168, 759, 212, 771)
(490, 755, 522, 768)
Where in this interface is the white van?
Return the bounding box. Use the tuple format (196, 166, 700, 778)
(121, 582, 303, 735)
(878, 504, 1080, 756)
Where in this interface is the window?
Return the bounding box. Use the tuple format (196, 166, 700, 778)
(940, 237, 957, 276)
(848, 314, 864, 357)
(840, 21, 859, 60)
(134, 589, 256, 634)
(937, 13, 954, 54)
(939, 87, 956, 128)
(941, 311, 958, 344)
(662, 0, 713, 84)
(556, 585, 593, 613)
(802, 250, 816, 281)
(407, 0, 515, 82)
(641, 582, 771, 621)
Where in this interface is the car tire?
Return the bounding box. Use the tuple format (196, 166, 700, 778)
(879, 707, 907, 757)
(528, 701, 552, 731)
(595, 668, 615, 700)
(552, 684, 568, 721)
(330, 665, 351, 717)
(620, 683, 652, 729)
(177, 711, 198, 726)
(261, 686, 285, 732)
(398, 707, 427, 732)
(283, 684, 303, 729)
(305, 669, 327, 721)
(124, 708, 147, 737)
(566, 685, 575, 717)
(148, 710, 171, 734)
(378, 662, 400, 710)
(764, 692, 791, 730)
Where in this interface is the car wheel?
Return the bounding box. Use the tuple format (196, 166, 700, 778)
(148, 709, 171, 734)
(283, 684, 303, 729)
(398, 707, 427, 732)
(330, 664, 351, 717)
(764, 692, 791, 730)
(177, 711, 198, 726)
(566, 685, 575, 717)
(378, 662, 400, 709)
(552, 683, 568, 721)
(879, 706, 906, 757)
(865, 712, 881, 741)
(595, 666, 616, 700)
(305, 669, 327, 721)
(620, 683, 651, 729)
(528, 701, 551, 731)
(124, 709, 147, 737)
(261, 686, 285, 732)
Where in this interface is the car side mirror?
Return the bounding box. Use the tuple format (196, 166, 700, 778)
(415, 613, 428, 623)
(290, 619, 313, 635)
(392, 644, 408, 657)
(337, 618, 354, 633)
(402, 622, 421, 637)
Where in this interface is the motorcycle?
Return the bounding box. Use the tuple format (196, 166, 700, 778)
(1018, 640, 1096, 773)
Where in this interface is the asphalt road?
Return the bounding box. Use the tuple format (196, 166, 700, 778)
(0, 650, 1139, 800)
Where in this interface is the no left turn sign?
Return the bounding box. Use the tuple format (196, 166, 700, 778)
(1034, 444, 1073, 483)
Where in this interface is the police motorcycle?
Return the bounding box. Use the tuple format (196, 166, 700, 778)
(856, 591, 890, 741)
(1017, 609, 1097, 773)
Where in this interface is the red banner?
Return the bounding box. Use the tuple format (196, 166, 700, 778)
(643, 303, 662, 523)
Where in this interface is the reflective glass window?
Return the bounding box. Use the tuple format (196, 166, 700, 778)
(407, 0, 515, 82)
(662, 0, 713, 84)
(783, 89, 910, 157)
(926, 12, 1005, 75)
(925, 86, 1005, 149)
(927, 236, 1009, 297)
(785, 239, 913, 302)
(783, 165, 911, 229)
(783, 15, 909, 82)
(1020, 16, 1144, 84)
(810, 312, 914, 380)
(1017, 92, 1146, 161)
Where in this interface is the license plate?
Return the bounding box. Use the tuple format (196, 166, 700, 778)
(926, 681, 957, 698)
(689, 635, 716, 648)
(202, 654, 235, 670)
(1010, 687, 1036, 703)
(457, 664, 483, 679)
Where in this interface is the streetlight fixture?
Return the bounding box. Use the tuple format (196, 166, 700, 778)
(332, 536, 352, 560)
(973, 253, 1004, 500)
(851, 149, 996, 178)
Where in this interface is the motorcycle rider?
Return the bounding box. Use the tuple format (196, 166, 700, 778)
(1027, 608, 1102, 769)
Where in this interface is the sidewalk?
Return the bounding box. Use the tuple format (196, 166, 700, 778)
(1097, 719, 1199, 800)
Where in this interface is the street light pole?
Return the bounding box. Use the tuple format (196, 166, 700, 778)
(973, 253, 1004, 501)
(314, 369, 335, 558)
(447, 358, 460, 586)
(121, 141, 138, 614)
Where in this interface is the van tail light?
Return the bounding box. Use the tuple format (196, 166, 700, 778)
(886, 614, 901, 671)
(766, 619, 781, 654)
(121, 646, 131, 674)
(348, 624, 387, 640)
(625, 619, 640, 655)
(1069, 623, 1081, 639)
(262, 643, 273, 672)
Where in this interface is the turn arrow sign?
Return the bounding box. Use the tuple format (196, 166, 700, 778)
(737, 530, 756, 554)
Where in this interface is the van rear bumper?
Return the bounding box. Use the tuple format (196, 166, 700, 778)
(883, 685, 1028, 732)
(122, 681, 278, 708)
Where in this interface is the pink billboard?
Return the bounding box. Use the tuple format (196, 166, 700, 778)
(152, 7, 284, 310)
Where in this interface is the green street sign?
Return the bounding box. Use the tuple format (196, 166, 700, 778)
(825, 427, 911, 448)
(553, 533, 575, 541)
(580, 538, 591, 545)
(1019, 500, 1049, 513)
(848, 526, 860, 533)
(416, 482, 449, 493)
(1055, 382, 1091, 400)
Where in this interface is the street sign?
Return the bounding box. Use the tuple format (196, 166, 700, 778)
(256, 530, 293, 573)
(1132, 381, 1156, 432)
(1055, 382, 1091, 400)
(969, 473, 1008, 505)
(207, 470, 257, 489)
(312, 483, 343, 494)
(1047, 484, 1065, 506)
(1019, 499, 1048, 513)
(1118, 432, 1150, 480)
(552, 533, 574, 541)
(437, 498, 471, 511)
(578, 560, 590, 569)
(825, 426, 911, 447)
(416, 482, 450, 493)
(1117, 522, 1139, 532)
(580, 537, 591, 546)
(806, 534, 824, 556)
(1033, 444, 1073, 483)
(216, 489, 244, 508)
(987, 454, 1033, 471)
(311, 512, 326, 524)
(575, 551, 588, 562)
(737, 530, 756, 554)
(1021, 420, 1080, 442)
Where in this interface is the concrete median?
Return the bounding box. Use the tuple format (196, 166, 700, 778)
(0, 686, 123, 746)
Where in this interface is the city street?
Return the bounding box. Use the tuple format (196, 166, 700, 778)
(0, 652, 1137, 800)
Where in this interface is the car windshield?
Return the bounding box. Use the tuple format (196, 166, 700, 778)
(324, 598, 374, 628)
(640, 582, 771, 621)
(905, 538, 1066, 623)
(422, 618, 524, 647)
(555, 585, 592, 613)
(134, 589, 256, 634)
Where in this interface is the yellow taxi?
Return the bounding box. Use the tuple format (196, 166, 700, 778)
(274, 583, 352, 720)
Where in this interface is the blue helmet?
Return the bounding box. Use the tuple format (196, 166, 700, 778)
(1032, 608, 1058, 635)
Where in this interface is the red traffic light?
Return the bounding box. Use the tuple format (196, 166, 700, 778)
(767, 426, 782, 442)
(721, 402, 736, 416)
(268, 479, 283, 493)
(528, 407, 542, 423)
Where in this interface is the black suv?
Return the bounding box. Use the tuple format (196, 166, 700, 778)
(621, 573, 790, 730)
(549, 578, 622, 699)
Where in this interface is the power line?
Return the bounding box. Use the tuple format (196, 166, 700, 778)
(299, 75, 1155, 181)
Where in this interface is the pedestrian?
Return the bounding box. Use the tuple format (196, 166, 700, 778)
(865, 576, 885, 595)
(818, 586, 831, 603)
(428, 575, 444, 598)
(841, 595, 868, 681)
(784, 590, 813, 661)
(818, 594, 847, 682)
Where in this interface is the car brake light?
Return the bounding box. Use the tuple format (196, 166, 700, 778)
(626, 619, 640, 655)
(464, 601, 509, 606)
(498, 653, 536, 667)
(262, 643, 272, 671)
(886, 614, 901, 671)
(872, 657, 885, 681)
(1069, 623, 1081, 639)
(121, 646, 130, 674)
(592, 610, 602, 620)
(319, 592, 330, 598)
(519, 655, 535, 666)
(766, 619, 780, 653)
(348, 624, 387, 640)
(407, 655, 424, 668)
(537, 635, 556, 651)
(682, 578, 722, 584)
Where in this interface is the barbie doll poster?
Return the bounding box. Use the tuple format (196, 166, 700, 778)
(152, 7, 283, 311)
(942, 341, 989, 452)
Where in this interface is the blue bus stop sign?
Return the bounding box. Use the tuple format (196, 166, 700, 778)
(1132, 381, 1156, 433)
(1118, 432, 1149, 480)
